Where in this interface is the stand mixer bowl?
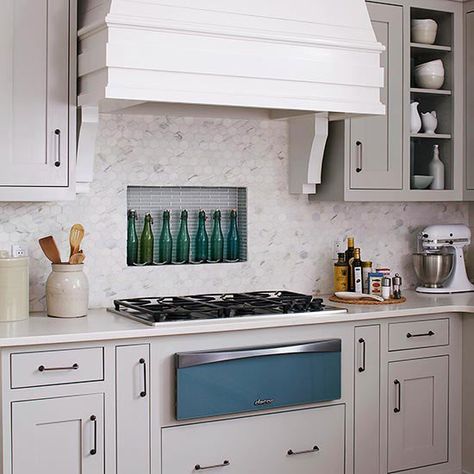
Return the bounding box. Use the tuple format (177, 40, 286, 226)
(413, 253, 454, 288)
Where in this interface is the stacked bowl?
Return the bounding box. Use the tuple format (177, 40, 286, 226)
(411, 19, 438, 44)
(415, 59, 445, 89)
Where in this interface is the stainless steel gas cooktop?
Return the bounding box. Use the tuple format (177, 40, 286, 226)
(108, 290, 347, 326)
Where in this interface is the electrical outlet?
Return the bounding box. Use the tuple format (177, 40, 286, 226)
(11, 245, 27, 258)
(333, 239, 343, 259)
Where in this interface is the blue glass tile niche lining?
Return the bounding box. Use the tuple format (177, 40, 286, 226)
(127, 186, 248, 264)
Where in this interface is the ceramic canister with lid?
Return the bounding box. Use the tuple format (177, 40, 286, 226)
(46, 264, 89, 318)
(0, 252, 29, 322)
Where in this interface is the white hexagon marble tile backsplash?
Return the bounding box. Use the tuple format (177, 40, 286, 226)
(0, 114, 468, 311)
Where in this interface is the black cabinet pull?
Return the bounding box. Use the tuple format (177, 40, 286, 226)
(38, 363, 78, 372)
(355, 141, 363, 172)
(407, 330, 434, 338)
(394, 380, 401, 413)
(288, 445, 320, 456)
(139, 358, 147, 398)
(90, 415, 97, 455)
(195, 460, 230, 470)
(54, 129, 61, 167)
(358, 338, 366, 373)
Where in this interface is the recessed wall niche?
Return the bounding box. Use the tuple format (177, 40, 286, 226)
(127, 186, 247, 266)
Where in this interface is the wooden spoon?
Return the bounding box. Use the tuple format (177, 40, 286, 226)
(39, 236, 62, 264)
(69, 251, 85, 265)
(69, 224, 85, 259)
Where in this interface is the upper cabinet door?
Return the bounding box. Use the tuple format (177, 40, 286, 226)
(0, 0, 70, 187)
(349, 2, 403, 190)
(466, 11, 474, 192)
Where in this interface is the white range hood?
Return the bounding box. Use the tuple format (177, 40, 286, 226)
(77, 0, 384, 193)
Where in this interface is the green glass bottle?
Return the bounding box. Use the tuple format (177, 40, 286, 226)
(139, 213, 154, 265)
(194, 210, 209, 262)
(210, 209, 224, 262)
(127, 210, 139, 266)
(159, 210, 173, 264)
(176, 210, 190, 263)
(227, 209, 240, 261)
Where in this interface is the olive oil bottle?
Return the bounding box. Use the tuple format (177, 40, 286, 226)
(345, 237, 355, 290)
(352, 248, 363, 293)
(334, 253, 349, 292)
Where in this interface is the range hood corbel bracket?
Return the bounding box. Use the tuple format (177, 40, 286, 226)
(288, 113, 329, 195)
(76, 106, 100, 194)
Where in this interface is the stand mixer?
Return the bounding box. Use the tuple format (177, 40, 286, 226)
(413, 224, 474, 293)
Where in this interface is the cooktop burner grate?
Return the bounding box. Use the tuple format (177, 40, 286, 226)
(108, 291, 347, 325)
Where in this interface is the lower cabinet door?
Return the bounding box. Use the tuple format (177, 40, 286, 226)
(11, 393, 104, 474)
(162, 404, 345, 474)
(388, 356, 449, 472)
(354, 326, 380, 474)
(116, 344, 150, 474)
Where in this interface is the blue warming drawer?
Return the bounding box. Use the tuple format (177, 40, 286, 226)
(175, 339, 341, 420)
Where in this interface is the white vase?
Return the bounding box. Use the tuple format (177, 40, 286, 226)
(46, 264, 89, 318)
(429, 144, 445, 190)
(421, 111, 438, 134)
(410, 102, 422, 133)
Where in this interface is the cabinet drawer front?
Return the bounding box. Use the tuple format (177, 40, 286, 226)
(389, 319, 449, 351)
(162, 405, 345, 474)
(11, 347, 104, 388)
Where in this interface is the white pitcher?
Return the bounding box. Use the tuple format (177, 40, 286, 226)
(410, 102, 422, 133)
(421, 111, 438, 134)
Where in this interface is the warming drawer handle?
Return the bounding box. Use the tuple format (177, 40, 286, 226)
(407, 331, 435, 338)
(38, 363, 79, 372)
(358, 338, 366, 373)
(139, 358, 147, 398)
(288, 445, 320, 456)
(195, 460, 230, 470)
(177, 339, 341, 368)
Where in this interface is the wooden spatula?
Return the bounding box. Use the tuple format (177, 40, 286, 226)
(39, 236, 62, 264)
(69, 251, 85, 264)
(69, 224, 85, 259)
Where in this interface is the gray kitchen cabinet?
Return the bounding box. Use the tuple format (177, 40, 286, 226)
(349, 2, 403, 191)
(315, 2, 403, 201)
(0, 0, 76, 201)
(116, 344, 151, 474)
(388, 356, 449, 472)
(466, 8, 474, 198)
(11, 393, 104, 474)
(354, 326, 380, 474)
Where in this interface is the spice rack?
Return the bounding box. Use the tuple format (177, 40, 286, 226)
(127, 186, 247, 266)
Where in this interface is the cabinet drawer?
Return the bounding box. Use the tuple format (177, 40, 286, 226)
(162, 404, 345, 474)
(389, 319, 449, 351)
(11, 347, 104, 388)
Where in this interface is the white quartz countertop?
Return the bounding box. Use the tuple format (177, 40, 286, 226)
(1, 291, 474, 348)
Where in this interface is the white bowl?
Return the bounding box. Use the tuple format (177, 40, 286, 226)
(415, 59, 444, 75)
(415, 73, 445, 89)
(412, 175, 434, 189)
(411, 19, 438, 44)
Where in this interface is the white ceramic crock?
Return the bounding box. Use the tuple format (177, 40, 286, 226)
(46, 264, 89, 318)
